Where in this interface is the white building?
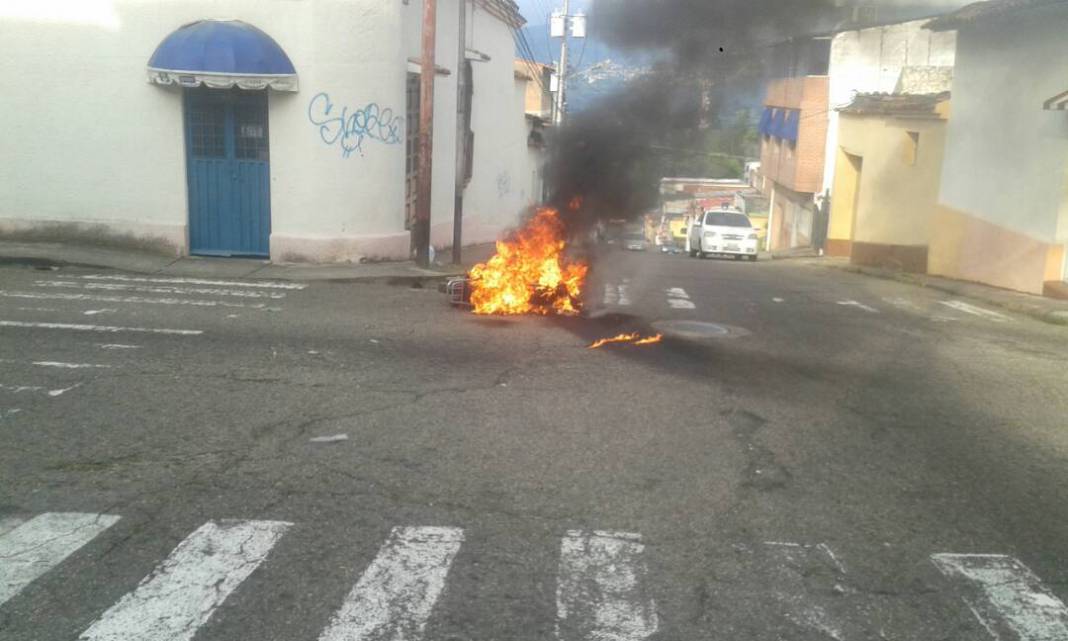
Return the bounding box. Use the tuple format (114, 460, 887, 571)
(821, 18, 957, 198)
(0, 0, 542, 262)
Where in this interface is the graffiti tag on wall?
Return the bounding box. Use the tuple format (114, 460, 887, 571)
(307, 92, 403, 158)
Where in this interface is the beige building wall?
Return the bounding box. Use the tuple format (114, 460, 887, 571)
(827, 108, 948, 271)
(932, 3, 1068, 292)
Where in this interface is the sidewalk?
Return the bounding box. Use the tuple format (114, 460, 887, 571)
(0, 240, 497, 285)
(813, 256, 1068, 326)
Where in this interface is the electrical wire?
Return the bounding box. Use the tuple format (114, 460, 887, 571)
(511, 24, 550, 94)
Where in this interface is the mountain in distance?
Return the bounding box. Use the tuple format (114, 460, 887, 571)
(517, 18, 654, 113)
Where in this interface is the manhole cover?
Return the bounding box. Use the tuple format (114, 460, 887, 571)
(651, 320, 751, 340)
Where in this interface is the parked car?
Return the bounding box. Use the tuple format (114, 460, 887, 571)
(623, 233, 647, 251)
(688, 209, 760, 261)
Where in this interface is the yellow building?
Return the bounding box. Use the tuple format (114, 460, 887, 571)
(828, 92, 950, 272)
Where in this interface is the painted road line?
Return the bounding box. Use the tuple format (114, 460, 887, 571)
(0, 512, 121, 606)
(318, 526, 464, 641)
(837, 300, 880, 313)
(48, 382, 84, 397)
(0, 290, 267, 309)
(761, 541, 851, 640)
(556, 530, 658, 641)
(80, 519, 291, 641)
(0, 320, 203, 336)
(36, 280, 287, 299)
(884, 296, 920, 310)
(32, 361, 111, 369)
(98, 344, 141, 350)
(931, 553, 1068, 640)
(666, 288, 696, 310)
(0, 382, 82, 397)
(938, 300, 1011, 322)
(80, 274, 306, 290)
(82, 309, 117, 316)
(0, 383, 45, 394)
(772, 297, 785, 303)
(603, 284, 618, 305)
(617, 284, 632, 306)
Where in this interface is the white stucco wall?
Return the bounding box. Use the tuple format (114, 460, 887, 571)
(462, 4, 538, 246)
(937, 4, 1068, 243)
(822, 19, 956, 195)
(0, 0, 531, 261)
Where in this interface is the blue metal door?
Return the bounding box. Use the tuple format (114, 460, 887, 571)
(185, 89, 270, 257)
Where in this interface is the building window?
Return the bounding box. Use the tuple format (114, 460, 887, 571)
(904, 131, 920, 166)
(405, 72, 420, 230)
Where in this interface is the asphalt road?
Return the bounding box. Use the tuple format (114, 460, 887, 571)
(1, 249, 1066, 641)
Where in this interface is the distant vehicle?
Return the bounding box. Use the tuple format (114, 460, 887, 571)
(688, 209, 760, 261)
(623, 233, 646, 251)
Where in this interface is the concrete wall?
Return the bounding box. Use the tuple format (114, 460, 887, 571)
(932, 3, 1068, 289)
(822, 20, 956, 195)
(0, 0, 531, 261)
(462, 5, 539, 246)
(828, 109, 948, 271)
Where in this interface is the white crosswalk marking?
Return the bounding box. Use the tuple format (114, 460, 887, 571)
(318, 526, 464, 641)
(760, 541, 851, 640)
(939, 300, 1011, 322)
(0, 290, 268, 309)
(556, 530, 658, 641)
(932, 554, 1068, 641)
(35, 280, 287, 299)
(666, 287, 695, 310)
(603, 284, 618, 305)
(837, 300, 879, 313)
(0, 320, 203, 335)
(0, 512, 121, 606)
(617, 284, 632, 306)
(80, 274, 305, 290)
(79, 519, 291, 641)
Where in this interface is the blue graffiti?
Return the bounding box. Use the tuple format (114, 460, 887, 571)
(307, 92, 403, 158)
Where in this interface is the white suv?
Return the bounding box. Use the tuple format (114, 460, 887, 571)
(688, 209, 760, 261)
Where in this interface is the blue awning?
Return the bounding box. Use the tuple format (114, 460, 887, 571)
(758, 107, 773, 136)
(147, 20, 297, 91)
(782, 109, 800, 142)
(769, 108, 786, 138)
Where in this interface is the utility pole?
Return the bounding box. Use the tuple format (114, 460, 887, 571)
(550, 4, 584, 126)
(552, 0, 569, 126)
(452, 0, 467, 265)
(414, 0, 438, 268)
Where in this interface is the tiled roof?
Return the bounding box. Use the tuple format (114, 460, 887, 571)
(925, 0, 1068, 30)
(840, 92, 950, 118)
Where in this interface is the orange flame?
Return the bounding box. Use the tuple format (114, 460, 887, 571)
(633, 334, 664, 345)
(588, 332, 663, 349)
(468, 207, 588, 315)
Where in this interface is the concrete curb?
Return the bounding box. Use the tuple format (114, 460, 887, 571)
(830, 263, 1068, 327)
